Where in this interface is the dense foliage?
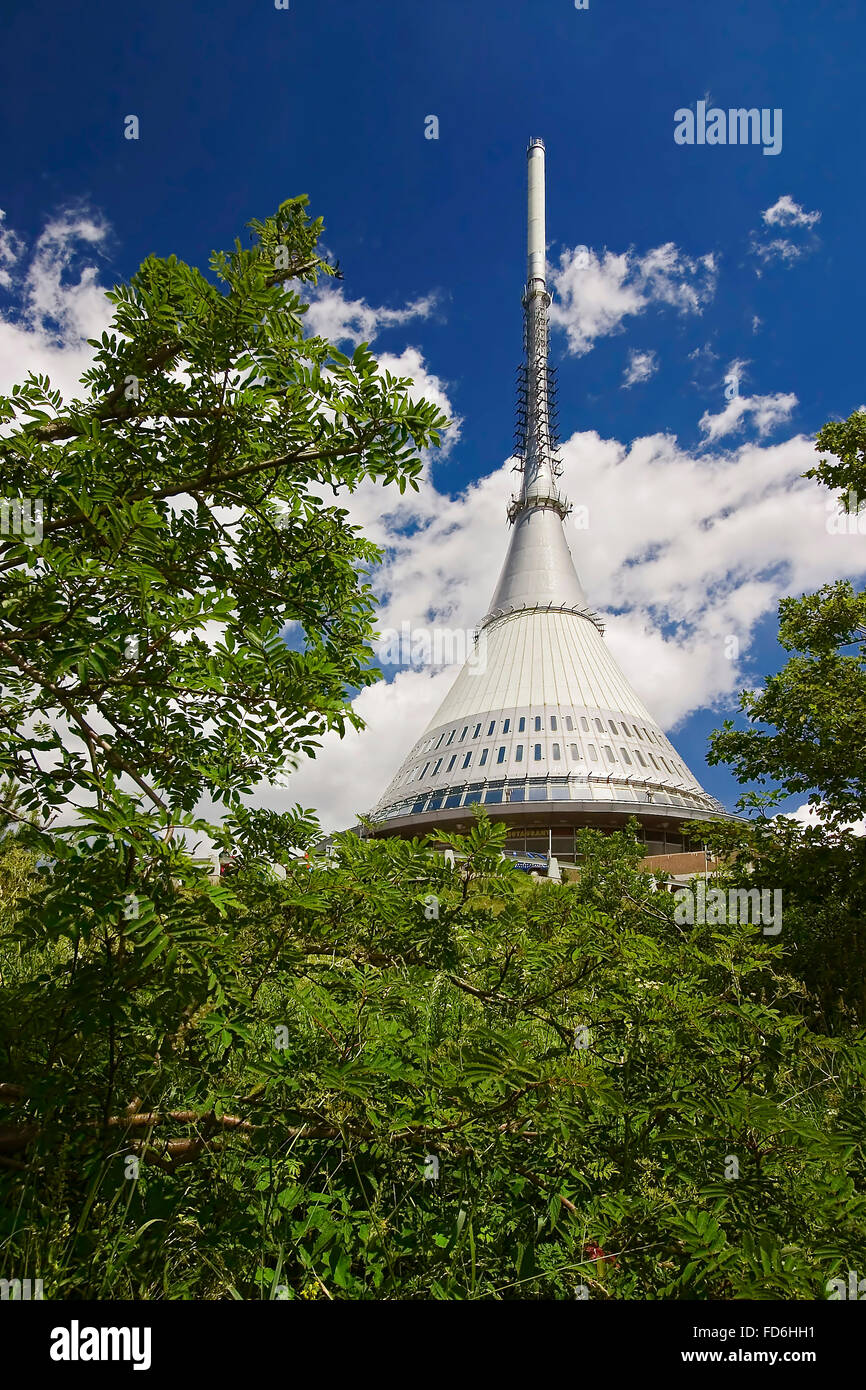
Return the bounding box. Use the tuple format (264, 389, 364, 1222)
(0, 208, 863, 1299)
(706, 409, 866, 1028)
(1, 819, 864, 1299)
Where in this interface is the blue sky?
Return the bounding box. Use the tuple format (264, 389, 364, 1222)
(1, 0, 864, 827)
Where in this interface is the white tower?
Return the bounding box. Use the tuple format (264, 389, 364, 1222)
(367, 141, 725, 861)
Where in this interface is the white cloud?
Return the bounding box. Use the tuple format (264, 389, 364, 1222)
(688, 342, 718, 363)
(761, 195, 821, 229)
(751, 237, 807, 266)
(699, 389, 798, 443)
(303, 284, 438, 347)
(785, 802, 865, 836)
(750, 197, 821, 270)
(0, 206, 112, 403)
(622, 348, 658, 388)
(0, 209, 25, 289)
(549, 241, 717, 356)
(375, 345, 461, 453)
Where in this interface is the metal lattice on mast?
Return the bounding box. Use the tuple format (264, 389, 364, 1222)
(510, 139, 570, 524)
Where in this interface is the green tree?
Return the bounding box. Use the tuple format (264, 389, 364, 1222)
(706, 409, 866, 1025)
(0, 195, 445, 847)
(0, 197, 444, 1290)
(2, 816, 863, 1299)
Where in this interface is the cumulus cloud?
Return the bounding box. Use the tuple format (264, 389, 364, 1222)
(375, 345, 461, 453)
(750, 196, 821, 270)
(688, 342, 718, 363)
(299, 290, 459, 459)
(700, 390, 798, 443)
(0, 206, 112, 403)
(0, 209, 25, 289)
(622, 348, 658, 388)
(549, 241, 717, 356)
(751, 238, 808, 266)
(761, 195, 821, 229)
(784, 802, 866, 836)
(303, 284, 438, 347)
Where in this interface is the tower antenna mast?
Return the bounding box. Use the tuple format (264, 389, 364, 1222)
(512, 139, 567, 522)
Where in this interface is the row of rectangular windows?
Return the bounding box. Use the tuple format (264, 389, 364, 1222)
(406, 714, 676, 784)
(405, 742, 688, 784)
(418, 713, 668, 755)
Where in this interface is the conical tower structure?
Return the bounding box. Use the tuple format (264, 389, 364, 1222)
(367, 140, 726, 864)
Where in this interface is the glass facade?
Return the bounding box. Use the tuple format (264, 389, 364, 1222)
(502, 824, 699, 863)
(377, 777, 718, 830)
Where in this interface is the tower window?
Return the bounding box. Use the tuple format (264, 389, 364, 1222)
(473, 723, 481, 738)
(479, 748, 489, 766)
(420, 763, 430, 779)
(518, 717, 526, 732)
(565, 716, 574, 731)
(588, 744, 599, 760)
(487, 721, 495, 736)
(608, 720, 618, 735)
(503, 718, 510, 733)
(515, 744, 523, 762)
(462, 752, 472, 769)
(552, 743, 561, 760)
(634, 726, 643, 739)
(460, 726, 468, 741)
(534, 744, 542, 761)
(447, 755, 457, 771)
(550, 716, 558, 731)
(432, 758, 443, 775)
(497, 746, 506, 764)
(581, 717, 589, 732)
(650, 754, 659, 770)
(535, 716, 542, 732)
(570, 743, 579, 760)
(621, 723, 630, 737)
(595, 719, 604, 733)
(604, 746, 615, 763)
(636, 750, 646, 767)
(436, 733, 446, 749)
(620, 748, 632, 765)
(446, 730, 455, 745)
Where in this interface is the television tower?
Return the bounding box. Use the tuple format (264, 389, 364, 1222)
(366, 141, 725, 863)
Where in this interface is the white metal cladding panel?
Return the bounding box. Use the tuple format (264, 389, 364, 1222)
(429, 611, 656, 728)
(487, 507, 588, 615)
